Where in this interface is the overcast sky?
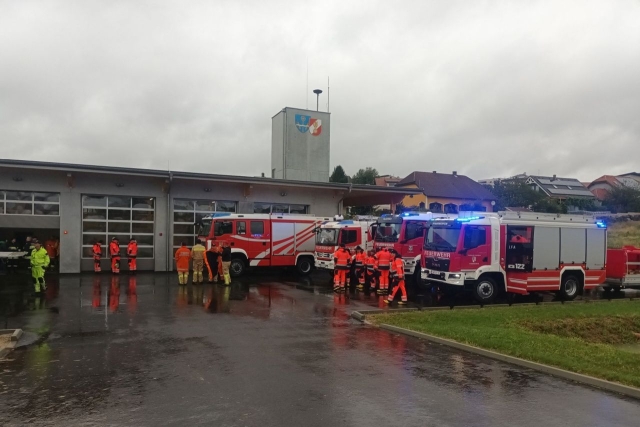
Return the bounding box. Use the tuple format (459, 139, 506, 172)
(1, 0, 639, 182)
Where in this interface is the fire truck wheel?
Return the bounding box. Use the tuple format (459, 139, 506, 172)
(296, 257, 313, 275)
(229, 258, 246, 277)
(559, 275, 579, 300)
(473, 277, 497, 304)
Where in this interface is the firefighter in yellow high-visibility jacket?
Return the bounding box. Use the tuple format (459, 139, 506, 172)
(31, 239, 50, 293)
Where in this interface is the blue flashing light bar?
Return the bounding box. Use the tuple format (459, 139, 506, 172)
(339, 220, 354, 224)
(596, 221, 607, 228)
(456, 216, 482, 222)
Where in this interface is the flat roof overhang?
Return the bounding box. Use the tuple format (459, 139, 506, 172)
(0, 159, 422, 204)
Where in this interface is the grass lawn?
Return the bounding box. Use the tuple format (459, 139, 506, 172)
(370, 301, 640, 388)
(607, 221, 640, 248)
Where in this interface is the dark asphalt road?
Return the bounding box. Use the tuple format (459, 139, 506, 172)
(0, 272, 639, 426)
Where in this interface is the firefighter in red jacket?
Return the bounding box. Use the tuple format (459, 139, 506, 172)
(109, 237, 121, 274)
(374, 247, 392, 294)
(353, 246, 366, 291)
(386, 251, 407, 304)
(127, 238, 138, 272)
(333, 244, 351, 292)
(92, 240, 103, 273)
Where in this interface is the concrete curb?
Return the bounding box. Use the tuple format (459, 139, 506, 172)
(379, 323, 640, 401)
(0, 329, 23, 360)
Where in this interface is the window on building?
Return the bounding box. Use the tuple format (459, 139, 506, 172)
(429, 202, 443, 213)
(253, 203, 309, 214)
(0, 191, 60, 216)
(81, 195, 155, 259)
(172, 199, 237, 250)
(444, 203, 458, 214)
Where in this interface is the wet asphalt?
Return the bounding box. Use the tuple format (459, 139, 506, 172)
(0, 271, 639, 427)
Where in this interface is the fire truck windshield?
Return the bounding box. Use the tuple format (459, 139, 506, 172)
(316, 228, 338, 245)
(424, 225, 461, 252)
(196, 218, 212, 238)
(375, 223, 401, 242)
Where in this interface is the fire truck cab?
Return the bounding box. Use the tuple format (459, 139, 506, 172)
(374, 212, 448, 278)
(605, 246, 640, 291)
(422, 211, 607, 303)
(314, 219, 376, 271)
(201, 213, 331, 277)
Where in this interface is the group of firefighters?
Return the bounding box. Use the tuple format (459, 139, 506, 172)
(91, 237, 138, 274)
(174, 240, 232, 286)
(332, 245, 408, 304)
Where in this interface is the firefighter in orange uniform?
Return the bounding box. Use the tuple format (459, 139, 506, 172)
(174, 242, 191, 285)
(365, 250, 377, 291)
(109, 238, 121, 274)
(127, 238, 138, 272)
(374, 247, 392, 294)
(333, 244, 351, 292)
(92, 240, 103, 273)
(386, 250, 407, 304)
(353, 247, 366, 291)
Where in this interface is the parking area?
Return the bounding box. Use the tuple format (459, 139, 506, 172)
(0, 271, 639, 426)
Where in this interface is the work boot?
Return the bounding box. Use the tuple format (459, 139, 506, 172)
(398, 300, 407, 305)
(356, 284, 364, 291)
(383, 298, 390, 304)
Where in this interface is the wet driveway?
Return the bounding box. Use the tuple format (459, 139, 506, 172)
(1, 272, 639, 426)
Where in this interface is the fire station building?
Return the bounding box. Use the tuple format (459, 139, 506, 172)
(0, 159, 419, 273)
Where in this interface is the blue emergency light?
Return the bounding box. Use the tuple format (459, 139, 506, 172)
(596, 221, 606, 228)
(456, 216, 482, 222)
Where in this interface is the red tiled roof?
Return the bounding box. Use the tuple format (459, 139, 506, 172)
(588, 175, 621, 188)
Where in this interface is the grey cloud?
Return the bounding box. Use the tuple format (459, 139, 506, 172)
(1, 0, 639, 181)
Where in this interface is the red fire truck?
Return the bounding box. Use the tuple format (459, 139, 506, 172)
(202, 213, 332, 277)
(605, 246, 640, 291)
(421, 211, 607, 303)
(374, 213, 446, 278)
(314, 219, 376, 272)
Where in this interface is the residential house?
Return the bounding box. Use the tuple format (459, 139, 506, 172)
(587, 175, 622, 201)
(525, 175, 595, 210)
(616, 173, 640, 189)
(374, 175, 401, 187)
(477, 173, 528, 187)
(396, 171, 496, 213)
(373, 175, 402, 211)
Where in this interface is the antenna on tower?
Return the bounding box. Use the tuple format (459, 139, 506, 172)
(306, 58, 309, 109)
(327, 76, 330, 112)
